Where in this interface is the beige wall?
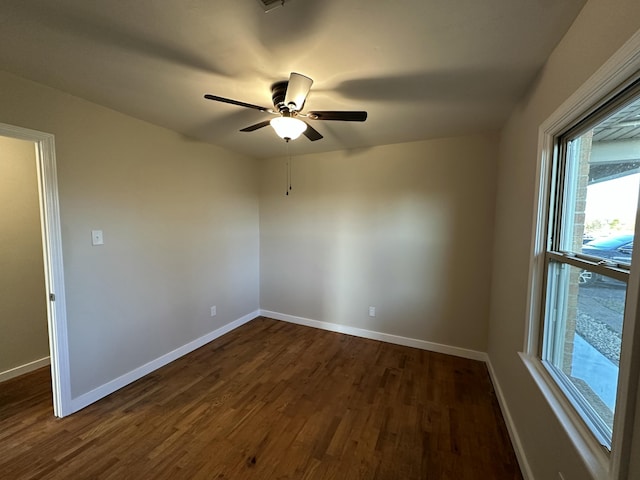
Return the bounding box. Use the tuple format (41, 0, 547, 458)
(0, 70, 260, 397)
(260, 135, 498, 352)
(0, 136, 48, 375)
(488, 0, 640, 478)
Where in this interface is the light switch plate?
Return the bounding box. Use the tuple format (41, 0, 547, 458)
(91, 230, 104, 246)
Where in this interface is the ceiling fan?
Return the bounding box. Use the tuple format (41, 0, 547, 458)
(204, 72, 367, 142)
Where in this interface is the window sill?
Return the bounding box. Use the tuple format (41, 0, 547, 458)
(519, 352, 610, 480)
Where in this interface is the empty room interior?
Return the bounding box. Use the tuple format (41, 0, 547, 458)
(2, 1, 640, 479)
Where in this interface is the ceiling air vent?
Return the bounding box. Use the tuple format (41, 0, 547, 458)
(256, 0, 289, 13)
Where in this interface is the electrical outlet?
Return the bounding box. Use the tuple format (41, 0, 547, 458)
(210, 306, 217, 317)
(368, 306, 376, 317)
(91, 229, 104, 246)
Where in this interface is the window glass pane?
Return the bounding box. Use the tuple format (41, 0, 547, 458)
(541, 86, 640, 448)
(559, 96, 640, 258)
(544, 262, 625, 436)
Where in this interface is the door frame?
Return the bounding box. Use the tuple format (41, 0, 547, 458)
(1, 122, 70, 417)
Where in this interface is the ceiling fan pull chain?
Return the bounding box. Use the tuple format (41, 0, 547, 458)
(289, 149, 293, 193)
(285, 140, 290, 196)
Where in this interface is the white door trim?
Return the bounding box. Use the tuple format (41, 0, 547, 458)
(1, 123, 71, 417)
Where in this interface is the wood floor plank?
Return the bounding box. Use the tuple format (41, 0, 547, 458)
(0, 317, 523, 479)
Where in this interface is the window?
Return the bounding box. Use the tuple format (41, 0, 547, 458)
(537, 79, 640, 452)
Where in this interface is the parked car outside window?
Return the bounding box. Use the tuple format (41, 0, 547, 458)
(579, 234, 633, 284)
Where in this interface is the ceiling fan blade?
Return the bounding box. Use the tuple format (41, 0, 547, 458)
(308, 111, 368, 122)
(302, 122, 323, 141)
(284, 73, 313, 112)
(204, 94, 269, 112)
(240, 120, 272, 132)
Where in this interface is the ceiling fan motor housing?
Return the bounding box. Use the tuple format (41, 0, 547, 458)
(256, 0, 287, 13)
(271, 81, 289, 112)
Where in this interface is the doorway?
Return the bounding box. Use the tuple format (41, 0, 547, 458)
(0, 123, 70, 417)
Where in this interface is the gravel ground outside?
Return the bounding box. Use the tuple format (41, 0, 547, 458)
(576, 282, 625, 365)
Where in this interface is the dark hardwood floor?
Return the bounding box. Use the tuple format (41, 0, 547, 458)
(0, 317, 522, 479)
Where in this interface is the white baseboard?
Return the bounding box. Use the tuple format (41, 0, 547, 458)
(0, 356, 50, 383)
(70, 310, 260, 414)
(259, 309, 487, 362)
(486, 358, 534, 480)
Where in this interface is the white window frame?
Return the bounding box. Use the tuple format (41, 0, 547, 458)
(521, 30, 640, 480)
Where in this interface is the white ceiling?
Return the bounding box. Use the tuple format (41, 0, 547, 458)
(0, 0, 587, 159)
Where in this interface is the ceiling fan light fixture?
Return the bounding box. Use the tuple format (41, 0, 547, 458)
(270, 116, 307, 141)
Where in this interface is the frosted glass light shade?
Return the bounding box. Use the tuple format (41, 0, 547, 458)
(270, 116, 307, 140)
